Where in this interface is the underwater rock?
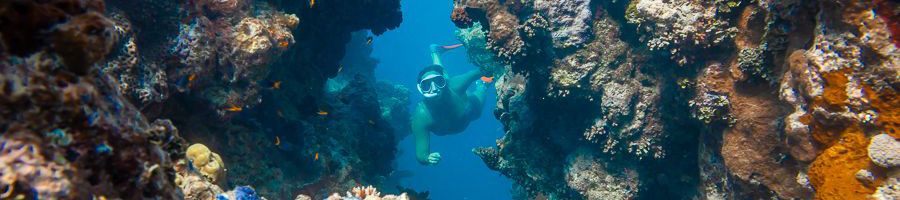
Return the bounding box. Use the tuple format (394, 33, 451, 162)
(0, 136, 71, 198)
(533, 0, 593, 49)
(376, 82, 412, 140)
(564, 149, 639, 200)
(0, 52, 179, 199)
(176, 164, 225, 200)
(869, 134, 900, 168)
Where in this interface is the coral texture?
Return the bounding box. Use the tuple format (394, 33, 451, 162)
(186, 143, 226, 183)
(325, 185, 409, 200)
(455, 0, 899, 199)
(869, 134, 900, 168)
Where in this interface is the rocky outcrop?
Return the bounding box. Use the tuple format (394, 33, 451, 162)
(458, 0, 899, 199)
(0, 1, 180, 198)
(1, 0, 404, 199)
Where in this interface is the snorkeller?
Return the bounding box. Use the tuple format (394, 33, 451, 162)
(412, 44, 491, 165)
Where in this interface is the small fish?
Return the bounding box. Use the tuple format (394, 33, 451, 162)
(337, 65, 343, 73)
(366, 36, 374, 45)
(188, 73, 197, 82)
(96, 143, 113, 154)
(309, 0, 315, 8)
(274, 136, 281, 146)
(271, 81, 282, 89)
(480, 76, 494, 83)
(278, 41, 290, 48)
(225, 105, 243, 112)
(368, 120, 375, 125)
(314, 152, 319, 161)
(317, 111, 328, 116)
(277, 109, 284, 118)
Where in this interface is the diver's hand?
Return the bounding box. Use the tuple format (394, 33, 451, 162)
(426, 152, 441, 165)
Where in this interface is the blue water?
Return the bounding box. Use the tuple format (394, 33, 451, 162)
(371, 0, 513, 199)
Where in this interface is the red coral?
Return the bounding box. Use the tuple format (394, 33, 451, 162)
(451, 7, 474, 28)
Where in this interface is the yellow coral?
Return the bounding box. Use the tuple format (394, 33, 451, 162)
(808, 125, 879, 200)
(186, 144, 225, 182)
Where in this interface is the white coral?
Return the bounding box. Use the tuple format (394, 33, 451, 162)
(0, 136, 71, 199)
(632, 0, 735, 59)
(325, 185, 409, 200)
(868, 134, 900, 168)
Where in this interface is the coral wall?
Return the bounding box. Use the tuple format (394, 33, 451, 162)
(455, 0, 899, 199)
(0, 0, 405, 199)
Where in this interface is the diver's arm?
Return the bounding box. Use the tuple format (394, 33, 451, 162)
(412, 104, 438, 165)
(449, 69, 483, 93)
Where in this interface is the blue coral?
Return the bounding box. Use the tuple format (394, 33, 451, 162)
(233, 186, 259, 200)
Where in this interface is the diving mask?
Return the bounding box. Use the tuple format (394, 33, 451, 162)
(417, 74, 447, 98)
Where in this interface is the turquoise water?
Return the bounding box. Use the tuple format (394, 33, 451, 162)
(372, 0, 513, 199)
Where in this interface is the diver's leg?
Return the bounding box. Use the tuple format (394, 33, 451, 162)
(450, 69, 483, 94)
(429, 44, 463, 67)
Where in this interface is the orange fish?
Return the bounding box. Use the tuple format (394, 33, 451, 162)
(187, 73, 198, 87)
(480, 76, 494, 83)
(309, 0, 315, 8)
(314, 152, 319, 161)
(317, 111, 328, 116)
(278, 41, 289, 48)
(274, 136, 281, 146)
(272, 81, 282, 89)
(225, 105, 242, 112)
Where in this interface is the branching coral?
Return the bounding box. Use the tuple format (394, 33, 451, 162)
(689, 92, 733, 125)
(628, 0, 736, 64)
(325, 185, 409, 200)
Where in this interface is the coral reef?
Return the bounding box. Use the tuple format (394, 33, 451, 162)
(2, 0, 404, 199)
(455, 0, 899, 199)
(627, 0, 737, 65)
(455, 22, 505, 76)
(0, 2, 180, 196)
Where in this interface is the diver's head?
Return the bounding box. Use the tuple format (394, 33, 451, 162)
(417, 65, 447, 99)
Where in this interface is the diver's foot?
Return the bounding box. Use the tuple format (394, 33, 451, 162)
(480, 76, 494, 83)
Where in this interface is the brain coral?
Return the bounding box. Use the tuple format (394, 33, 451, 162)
(186, 143, 225, 182)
